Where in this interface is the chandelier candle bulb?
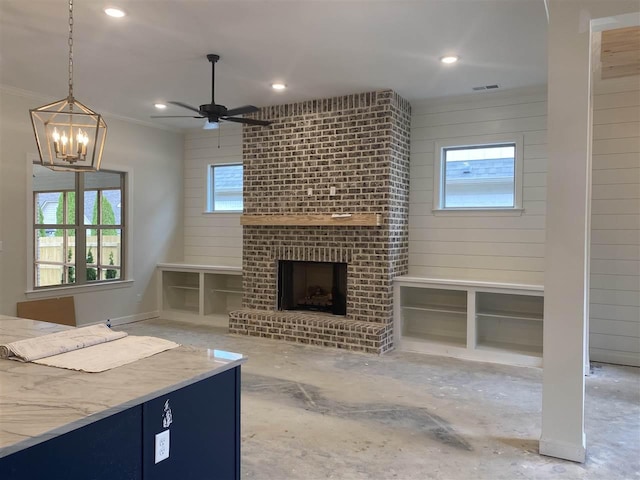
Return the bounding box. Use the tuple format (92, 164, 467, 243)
(76, 130, 88, 156)
(61, 133, 68, 155)
(52, 129, 61, 154)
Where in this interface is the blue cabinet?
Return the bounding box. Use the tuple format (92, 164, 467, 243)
(0, 367, 241, 480)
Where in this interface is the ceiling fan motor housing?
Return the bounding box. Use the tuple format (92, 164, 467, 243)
(199, 103, 227, 121)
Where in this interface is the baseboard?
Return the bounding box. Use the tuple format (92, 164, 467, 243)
(82, 311, 159, 327)
(539, 435, 586, 463)
(590, 348, 640, 368)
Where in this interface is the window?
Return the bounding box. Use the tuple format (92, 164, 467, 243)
(434, 135, 523, 210)
(208, 164, 243, 212)
(32, 164, 125, 288)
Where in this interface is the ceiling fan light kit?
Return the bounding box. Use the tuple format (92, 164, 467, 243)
(151, 53, 272, 128)
(30, 0, 107, 172)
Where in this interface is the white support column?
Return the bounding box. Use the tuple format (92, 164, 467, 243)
(541, 0, 640, 463)
(542, 0, 591, 463)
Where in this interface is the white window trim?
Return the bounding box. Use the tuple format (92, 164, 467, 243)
(433, 133, 524, 213)
(205, 162, 243, 213)
(26, 154, 135, 293)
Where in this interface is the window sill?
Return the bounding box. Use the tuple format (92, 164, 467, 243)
(431, 208, 525, 216)
(25, 279, 134, 299)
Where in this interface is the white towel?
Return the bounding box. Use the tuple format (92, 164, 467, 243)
(0, 324, 126, 362)
(33, 335, 180, 373)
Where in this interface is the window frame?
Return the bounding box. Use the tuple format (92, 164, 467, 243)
(30, 162, 127, 291)
(206, 163, 244, 213)
(433, 134, 524, 213)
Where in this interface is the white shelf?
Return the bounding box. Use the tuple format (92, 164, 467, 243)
(164, 306, 199, 314)
(157, 263, 241, 275)
(476, 340, 542, 357)
(403, 305, 466, 315)
(395, 276, 543, 294)
(403, 333, 466, 348)
(211, 288, 243, 294)
(170, 285, 199, 291)
(477, 310, 543, 322)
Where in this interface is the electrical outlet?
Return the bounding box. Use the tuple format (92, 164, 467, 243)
(307, 188, 313, 196)
(329, 186, 336, 196)
(155, 429, 170, 464)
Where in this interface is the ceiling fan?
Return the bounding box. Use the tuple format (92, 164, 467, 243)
(151, 54, 272, 128)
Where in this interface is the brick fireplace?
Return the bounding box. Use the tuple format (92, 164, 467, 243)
(228, 90, 411, 354)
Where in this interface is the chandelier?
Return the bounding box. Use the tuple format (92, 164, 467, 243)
(30, 0, 107, 172)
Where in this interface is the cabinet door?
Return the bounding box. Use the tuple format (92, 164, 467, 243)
(142, 367, 240, 480)
(0, 406, 142, 480)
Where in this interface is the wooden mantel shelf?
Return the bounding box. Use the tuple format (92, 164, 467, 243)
(240, 213, 382, 226)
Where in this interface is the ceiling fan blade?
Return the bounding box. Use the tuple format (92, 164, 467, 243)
(150, 115, 204, 118)
(223, 117, 272, 126)
(168, 101, 201, 114)
(224, 105, 259, 117)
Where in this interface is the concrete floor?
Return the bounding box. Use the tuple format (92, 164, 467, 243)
(119, 318, 640, 480)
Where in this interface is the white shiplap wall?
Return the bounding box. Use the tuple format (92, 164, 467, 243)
(183, 124, 243, 266)
(409, 87, 547, 285)
(590, 76, 640, 367)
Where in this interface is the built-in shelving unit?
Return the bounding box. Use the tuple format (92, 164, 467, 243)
(394, 276, 544, 367)
(158, 263, 242, 328)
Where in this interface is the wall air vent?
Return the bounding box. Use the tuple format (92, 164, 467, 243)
(472, 84, 500, 91)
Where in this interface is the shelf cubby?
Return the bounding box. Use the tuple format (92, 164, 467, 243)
(204, 273, 243, 317)
(401, 287, 467, 346)
(162, 271, 200, 313)
(475, 292, 544, 357)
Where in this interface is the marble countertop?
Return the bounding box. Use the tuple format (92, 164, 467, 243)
(0, 315, 246, 458)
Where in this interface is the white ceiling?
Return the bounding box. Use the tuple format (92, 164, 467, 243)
(0, 0, 548, 130)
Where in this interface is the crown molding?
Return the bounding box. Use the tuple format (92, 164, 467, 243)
(0, 84, 182, 134)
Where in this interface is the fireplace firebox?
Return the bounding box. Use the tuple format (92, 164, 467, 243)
(278, 261, 347, 315)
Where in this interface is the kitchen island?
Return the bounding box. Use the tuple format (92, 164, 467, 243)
(0, 315, 246, 480)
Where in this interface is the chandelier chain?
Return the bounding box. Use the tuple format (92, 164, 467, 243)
(68, 0, 74, 98)
(29, 0, 107, 172)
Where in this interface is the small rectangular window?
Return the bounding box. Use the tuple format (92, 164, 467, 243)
(209, 164, 243, 212)
(434, 136, 523, 211)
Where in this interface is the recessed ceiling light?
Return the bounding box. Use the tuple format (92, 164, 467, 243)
(271, 83, 287, 91)
(440, 55, 459, 64)
(154, 103, 167, 109)
(104, 8, 126, 18)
